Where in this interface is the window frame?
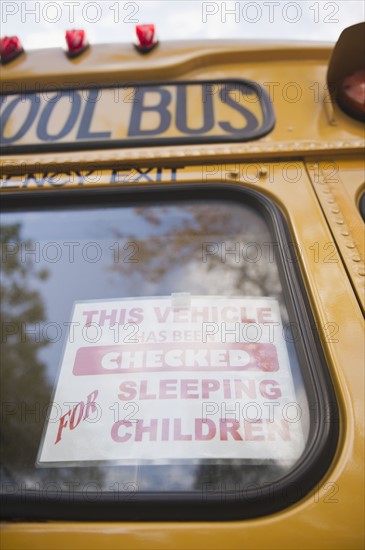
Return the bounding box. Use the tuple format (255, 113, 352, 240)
(0, 183, 339, 521)
(359, 190, 365, 222)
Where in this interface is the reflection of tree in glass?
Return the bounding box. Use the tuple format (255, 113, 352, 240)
(110, 203, 282, 302)
(1, 223, 107, 492)
(0, 223, 50, 478)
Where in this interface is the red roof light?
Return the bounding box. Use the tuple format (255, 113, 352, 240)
(0, 36, 24, 64)
(339, 70, 365, 122)
(65, 29, 89, 58)
(135, 24, 157, 53)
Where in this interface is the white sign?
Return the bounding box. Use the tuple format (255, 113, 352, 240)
(37, 296, 305, 466)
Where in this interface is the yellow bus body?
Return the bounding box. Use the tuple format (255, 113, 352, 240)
(1, 29, 364, 549)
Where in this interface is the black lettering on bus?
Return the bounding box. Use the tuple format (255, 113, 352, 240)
(77, 89, 111, 140)
(46, 172, 72, 187)
(175, 84, 214, 135)
(128, 87, 172, 137)
(22, 174, 45, 188)
(135, 168, 153, 182)
(219, 84, 258, 134)
(0, 95, 40, 145)
(37, 91, 81, 142)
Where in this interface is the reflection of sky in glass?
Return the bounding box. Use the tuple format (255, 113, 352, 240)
(1, 200, 310, 494)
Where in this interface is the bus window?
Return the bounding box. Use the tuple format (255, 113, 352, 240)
(0, 185, 338, 521)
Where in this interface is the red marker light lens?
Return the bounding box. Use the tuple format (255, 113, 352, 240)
(338, 70, 365, 122)
(135, 24, 157, 52)
(0, 36, 24, 64)
(65, 29, 89, 57)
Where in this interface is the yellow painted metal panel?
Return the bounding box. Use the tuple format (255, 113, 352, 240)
(1, 163, 364, 548)
(306, 157, 365, 313)
(1, 24, 364, 549)
(1, 42, 364, 170)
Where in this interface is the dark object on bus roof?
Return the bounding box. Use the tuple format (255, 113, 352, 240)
(327, 22, 365, 122)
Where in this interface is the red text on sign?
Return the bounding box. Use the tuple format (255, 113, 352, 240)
(55, 389, 99, 444)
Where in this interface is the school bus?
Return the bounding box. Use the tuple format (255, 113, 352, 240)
(0, 21, 364, 550)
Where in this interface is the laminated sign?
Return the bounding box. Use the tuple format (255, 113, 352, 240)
(37, 296, 305, 466)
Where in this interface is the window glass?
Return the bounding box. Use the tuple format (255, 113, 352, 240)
(0, 189, 335, 518)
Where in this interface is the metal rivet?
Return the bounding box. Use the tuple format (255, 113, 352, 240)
(331, 208, 340, 214)
(346, 243, 355, 249)
(341, 231, 350, 236)
(358, 268, 365, 276)
(259, 167, 268, 177)
(351, 255, 361, 262)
